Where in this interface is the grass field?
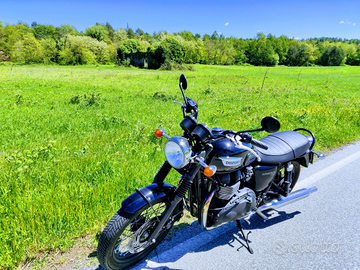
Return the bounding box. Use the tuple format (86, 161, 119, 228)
(0, 64, 359, 268)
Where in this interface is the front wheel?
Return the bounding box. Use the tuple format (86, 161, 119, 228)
(97, 197, 180, 270)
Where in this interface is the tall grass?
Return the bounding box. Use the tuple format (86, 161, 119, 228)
(0, 64, 359, 268)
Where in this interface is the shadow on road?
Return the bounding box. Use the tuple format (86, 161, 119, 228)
(92, 210, 301, 269)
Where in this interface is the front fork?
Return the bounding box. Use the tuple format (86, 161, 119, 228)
(148, 162, 201, 243)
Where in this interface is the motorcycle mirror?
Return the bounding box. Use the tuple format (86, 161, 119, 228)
(261, 117, 280, 133)
(179, 74, 187, 90)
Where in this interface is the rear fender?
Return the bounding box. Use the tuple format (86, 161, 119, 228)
(296, 152, 311, 167)
(121, 183, 176, 214)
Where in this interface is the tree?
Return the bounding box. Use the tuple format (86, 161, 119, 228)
(320, 46, 346, 66)
(12, 34, 44, 63)
(55, 24, 78, 39)
(33, 24, 56, 39)
(0, 20, 9, 61)
(105, 22, 115, 41)
(113, 28, 128, 43)
(211, 31, 220, 40)
(178, 31, 195, 41)
(286, 43, 317, 66)
(3, 22, 34, 59)
(148, 36, 186, 69)
(183, 39, 205, 64)
(127, 28, 136, 39)
(249, 33, 279, 66)
(202, 34, 210, 41)
(117, 39, 146, 66)
(39, 38, 57, 63)
(346, 47, 360, 65)
(59, 35, 115, 65)
(135, 28, 144, 36)
(85, 24, 109, 41)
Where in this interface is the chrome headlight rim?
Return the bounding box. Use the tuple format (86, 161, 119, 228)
(164, 137, 192, 169)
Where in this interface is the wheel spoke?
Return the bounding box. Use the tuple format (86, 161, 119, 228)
(113, 202, 167, 257)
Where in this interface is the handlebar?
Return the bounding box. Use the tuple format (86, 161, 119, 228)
(250, 138, 269, 150)
(237, 132, 269, 150)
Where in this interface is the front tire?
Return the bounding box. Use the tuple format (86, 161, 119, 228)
(97, 197, 180, 270)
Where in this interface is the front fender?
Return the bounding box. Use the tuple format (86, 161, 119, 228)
(121, 183, 176, 214)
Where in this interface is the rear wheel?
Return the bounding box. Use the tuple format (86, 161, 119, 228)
(277, 161, 301, 192)
(97, 197, 181, 270)
(262, 161, 300, 204)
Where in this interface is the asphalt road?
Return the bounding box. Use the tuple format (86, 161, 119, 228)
(91, 141, 360, 270)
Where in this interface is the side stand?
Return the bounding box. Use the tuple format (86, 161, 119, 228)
(235, 220, 254, 254)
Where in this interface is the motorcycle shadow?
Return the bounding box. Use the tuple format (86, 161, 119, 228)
(196, 209, 301, 254)
(94, 210, 300, 270)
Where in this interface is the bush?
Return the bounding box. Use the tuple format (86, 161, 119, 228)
(159, 59, 194, 70)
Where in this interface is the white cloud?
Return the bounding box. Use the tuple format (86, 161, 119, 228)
(340, 19, 355, 25)
(225, 22, 229, 26)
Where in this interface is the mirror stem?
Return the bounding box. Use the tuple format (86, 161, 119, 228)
(179, 83, 187, 106)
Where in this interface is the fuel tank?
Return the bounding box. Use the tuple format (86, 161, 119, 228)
(209, 128, 254, 172)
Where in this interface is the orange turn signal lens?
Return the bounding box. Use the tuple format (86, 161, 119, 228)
(154, 129, 163, 138)
(204, 166, 215, 177)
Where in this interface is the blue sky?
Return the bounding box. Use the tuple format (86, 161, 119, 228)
(1, 0, 359, 39)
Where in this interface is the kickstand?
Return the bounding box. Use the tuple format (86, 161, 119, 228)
(235, 220, 254, 254)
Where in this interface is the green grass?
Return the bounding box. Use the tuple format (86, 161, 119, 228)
(0, 64, 359, 268)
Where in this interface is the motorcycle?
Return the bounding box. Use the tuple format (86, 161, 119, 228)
(97, 74, 325, 270)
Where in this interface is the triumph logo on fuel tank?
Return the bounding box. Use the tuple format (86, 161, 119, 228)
(220, 157, 242, 167)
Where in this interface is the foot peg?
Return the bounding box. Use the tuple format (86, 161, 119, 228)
(255, 209, 268, 221)
(312, 151, 325, 159)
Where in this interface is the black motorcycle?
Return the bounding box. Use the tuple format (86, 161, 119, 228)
(97, 74, 325, 270)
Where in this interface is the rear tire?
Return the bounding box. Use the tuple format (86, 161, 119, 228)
(262, 161, 301, 204)
(276, 161, 301, 193)
(97, 197, 180, 270)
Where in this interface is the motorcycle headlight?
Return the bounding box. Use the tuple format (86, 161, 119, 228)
(164, 137, 192, 169)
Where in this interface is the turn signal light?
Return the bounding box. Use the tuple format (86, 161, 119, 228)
(204, 166, 216, 177)
(154, 129, 163, 138)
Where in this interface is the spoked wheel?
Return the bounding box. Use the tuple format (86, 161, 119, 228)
(97, 197, 181, 270)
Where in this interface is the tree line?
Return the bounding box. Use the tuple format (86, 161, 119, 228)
(1, 20, 360, 68)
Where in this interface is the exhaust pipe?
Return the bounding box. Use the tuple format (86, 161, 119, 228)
(202, 187, 317, 229)
(255, 186, 318, 215)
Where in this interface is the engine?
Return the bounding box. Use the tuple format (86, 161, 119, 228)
(206, 167, 256, 228)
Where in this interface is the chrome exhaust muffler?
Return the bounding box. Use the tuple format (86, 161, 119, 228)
(201, 187, 317, 230)
(255, 186, 318, 214)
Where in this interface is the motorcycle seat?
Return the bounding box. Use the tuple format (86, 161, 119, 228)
(254, 131, 310, 165)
